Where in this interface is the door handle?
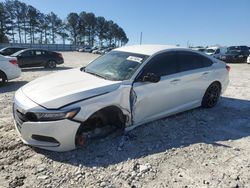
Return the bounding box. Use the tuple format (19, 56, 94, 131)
(202, 72, 209, 76)
(170, 79, 181, 83)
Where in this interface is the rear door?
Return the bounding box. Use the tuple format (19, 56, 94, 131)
(17, 50, 35, 67)
(175, 51, 214, 105)
(34, 50, 48, 66)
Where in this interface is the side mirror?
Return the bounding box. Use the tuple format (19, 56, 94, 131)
(142, 73, 160, 83)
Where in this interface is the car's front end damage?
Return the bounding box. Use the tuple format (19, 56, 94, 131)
(13, 88, 82, 151)
(13, 69, 132, 152)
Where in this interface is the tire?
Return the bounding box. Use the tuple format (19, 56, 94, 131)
(46, 60, 57, 69)
(0, 71, 7, 86)
(202, 82, 221, 108)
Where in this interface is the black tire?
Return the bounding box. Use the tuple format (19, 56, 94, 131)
(202, 82, 221, 108)
(46, 60, 57, 69)
(0, 71, 7, 86)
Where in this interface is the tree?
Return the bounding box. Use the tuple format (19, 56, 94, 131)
(4, 0, 16, 42)
(84, 13, 96, 46)
(48, 12, 62, 44)
(58, 22, 69, 45)
(66, 12, 79, 44)
(39, 13, 51, 44)
(11, 0, 27, 43)
(95, 16, 107, 47)
(0, 0, 129, 45)
(78, 11, 87, 44)
(0, 2, 11, 42)
(27, 5, 40, 44)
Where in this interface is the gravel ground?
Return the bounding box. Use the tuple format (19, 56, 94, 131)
(0, 52, 250, 188)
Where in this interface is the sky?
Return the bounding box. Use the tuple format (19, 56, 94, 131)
(13, 0, 250, 47)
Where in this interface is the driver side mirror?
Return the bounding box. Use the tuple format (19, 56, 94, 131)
(141, 73, 161, 83)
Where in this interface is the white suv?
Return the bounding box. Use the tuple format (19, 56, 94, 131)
(13, 45, 229, 152)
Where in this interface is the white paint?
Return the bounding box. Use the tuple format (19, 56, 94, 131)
(13, 45, 229, 151)
(0, 55, 21, 81)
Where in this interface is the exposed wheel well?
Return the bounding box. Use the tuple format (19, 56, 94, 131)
(75, 106, 126, 145)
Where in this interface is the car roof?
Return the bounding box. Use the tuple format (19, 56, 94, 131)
(114, 44, 182, 56)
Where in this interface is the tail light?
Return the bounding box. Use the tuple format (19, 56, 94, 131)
(226, 65, 231, 71)
(9, 59, 18, 66)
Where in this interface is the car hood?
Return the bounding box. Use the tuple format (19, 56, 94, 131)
(21, 68, 122, 109)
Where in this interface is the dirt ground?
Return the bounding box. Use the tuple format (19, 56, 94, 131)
(0, 52, 250, 188)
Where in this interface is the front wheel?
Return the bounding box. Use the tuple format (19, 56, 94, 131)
(46, 60, 57, 69)
(202, 82, 221, 108)
(0, 71, 7, 86)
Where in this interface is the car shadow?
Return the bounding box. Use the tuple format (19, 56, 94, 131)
(21, 66, 73, 72)
(36, 96, 250, 168)
(0, 81, 28, 93)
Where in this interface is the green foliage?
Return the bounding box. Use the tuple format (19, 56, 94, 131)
(0, 0, 128, 46)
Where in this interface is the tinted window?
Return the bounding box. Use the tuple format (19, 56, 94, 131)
(35, 50, 46, 55)
(143, 52, 178, 77)
(21, 50, 34, 57)
(177, 52, 212, 72)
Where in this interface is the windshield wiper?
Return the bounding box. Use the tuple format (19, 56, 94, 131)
(85, 70, 107, 80)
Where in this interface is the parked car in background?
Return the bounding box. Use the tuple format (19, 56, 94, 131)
(89, 46, 98, 53)
(78, 47, 85, 52)
(92, 47, 104, 54)
(191, 47, 206, 52)
(100, 47, 114, 55)
(13, 45, 229, 151)
(247, 54, 250, 64)
(227, 46, 249, 62)
(0, 55, 21, 85)
(212, 47, 228, 59)
(228, 46, 249, 56)
(78, 46, 93, 53)
(84, 46, 92, 53)
(11, 49, 64, 68)
(219, 50, 246, 63)
(0, 47, 26, 56)
(204, 47, 219, 55)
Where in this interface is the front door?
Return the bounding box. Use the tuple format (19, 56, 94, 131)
(132, 52, 181, 125)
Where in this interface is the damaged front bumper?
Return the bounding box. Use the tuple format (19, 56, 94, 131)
(14, 114, 80, 152)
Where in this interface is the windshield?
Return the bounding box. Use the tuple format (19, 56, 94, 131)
(84, 51, 149, 81)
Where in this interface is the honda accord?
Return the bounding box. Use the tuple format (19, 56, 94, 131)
(13, 45, 230, 151)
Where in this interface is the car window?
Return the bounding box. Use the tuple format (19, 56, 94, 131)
(143, 52, 178, 77)
(177, 51, 212, 72)
(35, 51, 45, 55)
(21, 50, 34, 57)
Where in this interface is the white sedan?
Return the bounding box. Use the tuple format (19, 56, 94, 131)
(13, 45, 229, 152)
(0, 55, 21, 85)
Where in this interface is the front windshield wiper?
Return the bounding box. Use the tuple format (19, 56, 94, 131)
(85, 70, 107, 80)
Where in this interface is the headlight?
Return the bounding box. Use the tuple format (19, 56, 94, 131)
(26, 108, 80, 121)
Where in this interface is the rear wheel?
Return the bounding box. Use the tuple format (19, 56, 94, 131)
(202, 82, 221, 108)
(46, 60, 57, 69)
(0, 71, 7, 86)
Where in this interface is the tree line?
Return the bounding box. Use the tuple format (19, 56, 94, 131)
(0, 0, 129, 47)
